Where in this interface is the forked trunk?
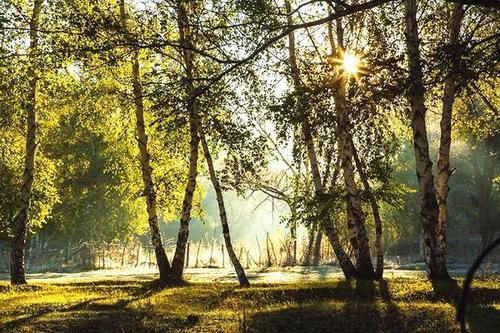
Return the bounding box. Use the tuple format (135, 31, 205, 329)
(303, 124, 358, 277)
(351, 140, 384, 277)
(285, 0, 357, 278)
(335, 89, 375, 278)
(200, 135, 250, 287)
(10, 0, 43, 286)
(332, 15, 375, 279)
(170, 0, 200, 281)
(120, 0, 171, 283)
(405, 0, 449, 279)
(435, 3, 464, 267)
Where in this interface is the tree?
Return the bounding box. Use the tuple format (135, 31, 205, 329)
(435, 2, 465, 275)
(169, 0, 203, 283)
(404, 0, 450, 280)
(10, 0, 43, 285)
(285, 0, 358, 278)
(200, 134, 250, 287)
(119, 0, 171, 284)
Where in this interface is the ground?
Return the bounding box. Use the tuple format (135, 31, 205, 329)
(0, 270, 499, 333)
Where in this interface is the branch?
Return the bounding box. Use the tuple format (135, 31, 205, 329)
(192, 0, 393, 98)
(447, 0, 500, 8)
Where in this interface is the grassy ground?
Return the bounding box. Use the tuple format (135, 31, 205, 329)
(0, 277, 498, 333)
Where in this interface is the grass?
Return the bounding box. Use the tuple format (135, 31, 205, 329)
(0, 277, 499, 332)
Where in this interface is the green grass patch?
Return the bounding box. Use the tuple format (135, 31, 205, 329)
(0, 277, 498, 332)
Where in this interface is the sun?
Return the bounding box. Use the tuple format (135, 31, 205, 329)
(342, 52, 360, 75)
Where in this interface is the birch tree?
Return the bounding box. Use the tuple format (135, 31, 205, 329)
(10, 0, 43, 285)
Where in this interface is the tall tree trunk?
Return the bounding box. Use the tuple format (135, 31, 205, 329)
(10, 0, 43, 286)
(285, 0, 357, 278)
(335, 88, 375, 278)
(351, 140, 384, 277)
(405, 0, 449, 279)
(303, 124, 358, 277)
(303, 222, 316, 266)
(290, 207, 297, 265)
(200, 134, 250, 287)
(331, 15, 375, 278)
(312, 227, 322, 266)
(435, 3, 465, 267)
(119, 0, 172, 284)
(170, 0, 200, 281)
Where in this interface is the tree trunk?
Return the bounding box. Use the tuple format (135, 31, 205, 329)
(303, 124, 358, 277)
(312, 228, 322, 266)
(266, 233, 272, 266)
(435, 3, 465, 267)
(335, 90, 375, 278)
(170, 0, 201, 282)
(303, 222, 316, 266)
(285, 0, 357, 278)
(119, 0, 171, 283)
(200, 135, 250, 287)
(290, 209, 297, 265)
(405, 0, 449, 279)
(10, 0, 43, 286)
(351, 140, 384, 277)
(331, 14, 375, 278)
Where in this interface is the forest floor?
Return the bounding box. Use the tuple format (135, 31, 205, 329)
(0, 274, 499, 333)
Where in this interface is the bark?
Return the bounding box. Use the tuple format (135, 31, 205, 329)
(170, 0, 201, 281)
(285, 0, 357, 278)
(332, 15, 375, 278)
(351, 140, 384, 277)
(303, 123, 358, 277)
(335, 89, 375, 277)
(303, 222, 316, 266)
(291, 220, 297, 265)
(312, 227, 322, 266)
(200, 135, 250, 287)
(405, 0, 449, 279)
(435, 3, 464, 267)
(119, 0, 171, 283)
(10, 0, 43, 286)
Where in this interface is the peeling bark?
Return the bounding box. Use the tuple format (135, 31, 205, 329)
(10, 0, 43, 286)
(200, 135, 250, 287)
(405, 0, 449, 279)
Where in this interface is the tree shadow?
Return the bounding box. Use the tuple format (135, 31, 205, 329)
(0, 281, 197, 333)
(430, 278, 461, 302)
(378, 280, 406, 331)
(447, 278, 500, 333)
(466, 304, 500, 333)
(245, 279, 406, 333)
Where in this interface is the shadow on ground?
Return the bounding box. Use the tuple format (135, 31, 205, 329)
(0, 277, 498, 333)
